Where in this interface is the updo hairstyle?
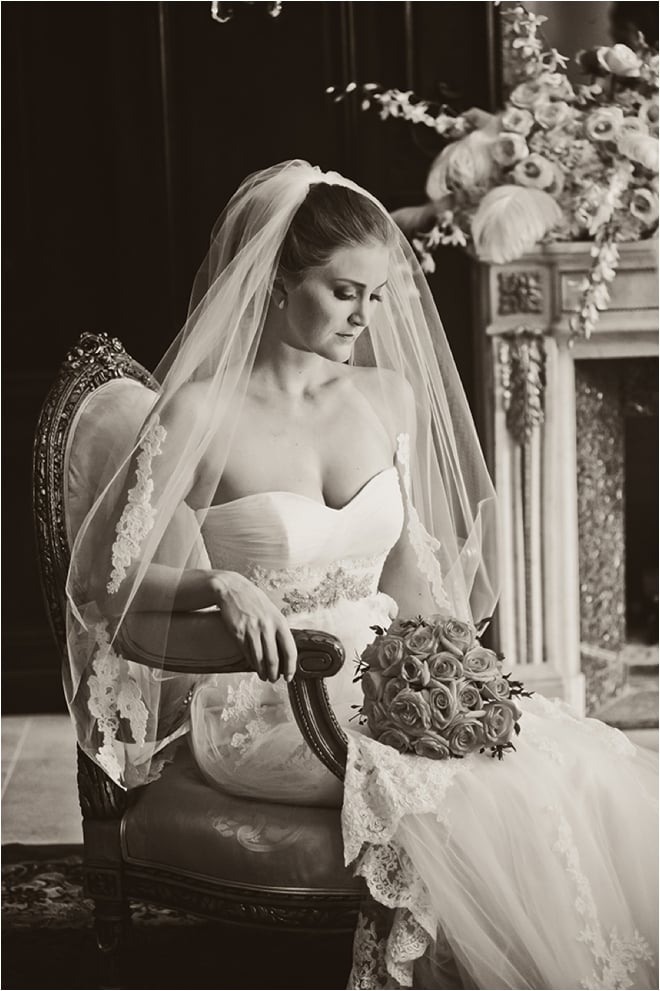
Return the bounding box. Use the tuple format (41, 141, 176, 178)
(279, 182, 395, 280)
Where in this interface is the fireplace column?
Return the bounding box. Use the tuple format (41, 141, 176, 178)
(473, 240, 658, 715)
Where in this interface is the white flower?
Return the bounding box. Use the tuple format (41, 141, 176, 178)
(510, 81, 543, 110)
(534, 100, 571, 129)
(585, 106, 624, 142)
(538, 72, 575, 102)
(639, 99, 659, 136)
(426, 129, 494, 198)
(596, 44, 643, 78)
(618, 132, 659, 173)
(491, 131, 529, 166)
(471, 185, 562, 264)
(513, 153, 556, 189)
(630, 188, 659, 225)
(501, 107, 534, 135)
(618, 116, 649, 137)
(419, 250, 436, 274)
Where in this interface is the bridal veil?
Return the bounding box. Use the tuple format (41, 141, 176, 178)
(65, 159, 500, 787)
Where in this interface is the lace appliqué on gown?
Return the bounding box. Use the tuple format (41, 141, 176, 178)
(107, 415, 167, 595)
(395, 433, 450, 612)
(344, 732, 475, 988)
(547, 805, 654, 990)
(252, 560, 380, 616)
(206, 551, 385, 617)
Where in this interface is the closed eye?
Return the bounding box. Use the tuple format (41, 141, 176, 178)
(335, 291, 384, 302)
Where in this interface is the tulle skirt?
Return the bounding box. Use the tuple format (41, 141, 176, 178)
(191, 592, 396, 807)
(190, 597, 659, 990)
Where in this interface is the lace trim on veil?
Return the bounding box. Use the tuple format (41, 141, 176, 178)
(395, 433, 450, 612)
(107, 415, 167, 595)
(87, 621, 150, 784)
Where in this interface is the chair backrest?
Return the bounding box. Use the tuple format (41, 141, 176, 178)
(33, 332, 158, 658)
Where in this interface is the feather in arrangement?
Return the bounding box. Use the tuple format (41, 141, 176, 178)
(471, 186, 563, 264)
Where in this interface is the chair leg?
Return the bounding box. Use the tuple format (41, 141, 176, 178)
(84, 863, 132, 987)
(93, 896, 131, 953)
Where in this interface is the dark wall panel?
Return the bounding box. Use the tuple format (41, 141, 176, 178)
(3, 1, 496, 711)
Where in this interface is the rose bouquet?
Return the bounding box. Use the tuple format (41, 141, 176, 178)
(357, 615, 532, 760)
(331, 5, 658, 341)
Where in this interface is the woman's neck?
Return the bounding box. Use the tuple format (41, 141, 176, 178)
(252, 324, 337, 400)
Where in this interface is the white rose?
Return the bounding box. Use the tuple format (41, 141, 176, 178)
(618, 132, 659, 173)
(491, 132, 529, 167)
(630, 188, 659, 225)
(534, 100, 571, 130)
(501, 107, 534, 136)
(513, 153, 556, 190)
(585, 107, 624, 142)
(596, 44, 643, 78)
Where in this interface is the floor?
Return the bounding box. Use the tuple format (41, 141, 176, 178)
(2, 713, 658, 846)
(2, 715, 83, 845)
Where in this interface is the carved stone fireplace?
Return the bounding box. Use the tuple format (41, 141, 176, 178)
(474, 240, 659, 714)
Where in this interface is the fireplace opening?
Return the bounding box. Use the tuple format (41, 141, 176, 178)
(625, 386, 659, 647)
(576, 357, 658, 711)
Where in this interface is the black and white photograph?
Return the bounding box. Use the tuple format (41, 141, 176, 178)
(3, 2, 659, 988)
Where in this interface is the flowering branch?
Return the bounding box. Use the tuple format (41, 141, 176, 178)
(326, 82, 469, 139)
(569, 232, 620, 341)
(501, 4, 569, 86)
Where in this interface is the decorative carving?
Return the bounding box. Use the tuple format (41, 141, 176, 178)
(84, 867, 124, 901)
(125, 868, 360, 931)
(63, 331, 152, 380)
(497, 271, 543, 315)
(77, 747, 127, 820)
(498, 329, 546, 445)
(33, 332, 156, 654)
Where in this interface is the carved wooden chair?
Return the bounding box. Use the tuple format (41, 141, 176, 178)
(32, 332, 362, 970)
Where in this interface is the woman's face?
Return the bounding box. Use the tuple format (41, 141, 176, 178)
(279, 241, 390, 361)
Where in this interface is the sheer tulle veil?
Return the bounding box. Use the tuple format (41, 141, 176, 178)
(65, 159, 500, 788)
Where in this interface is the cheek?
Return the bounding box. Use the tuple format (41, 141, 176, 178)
(292, 290, 343, 333)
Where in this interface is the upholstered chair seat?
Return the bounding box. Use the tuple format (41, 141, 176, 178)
(122, 743, 359, 893)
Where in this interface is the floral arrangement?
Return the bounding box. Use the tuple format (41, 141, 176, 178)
(333, 5, 658, 340)
(357, 615, 532, 760)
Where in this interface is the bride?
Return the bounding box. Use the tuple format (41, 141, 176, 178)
(66, 161, 658, 990)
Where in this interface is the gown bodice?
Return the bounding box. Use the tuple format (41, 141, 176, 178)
(196, 466, 404, 616)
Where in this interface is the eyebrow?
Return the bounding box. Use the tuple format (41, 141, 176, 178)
(334, 278, 389, 290)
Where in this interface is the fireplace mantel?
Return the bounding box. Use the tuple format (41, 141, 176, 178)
(473, 239, 658, 713)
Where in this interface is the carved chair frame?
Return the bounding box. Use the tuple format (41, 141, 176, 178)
(32, 332, 359, 956)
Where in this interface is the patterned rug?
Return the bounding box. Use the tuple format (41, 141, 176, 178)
(2, 846, 353, 989)
(2, 846, 198, 930)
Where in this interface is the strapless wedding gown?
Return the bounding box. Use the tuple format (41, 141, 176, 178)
(190, 467, 659, 990)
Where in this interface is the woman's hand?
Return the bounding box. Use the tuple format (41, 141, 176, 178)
(208, 571, 298, 683)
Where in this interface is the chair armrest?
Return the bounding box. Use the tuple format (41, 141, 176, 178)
(117, 611, 349, 781)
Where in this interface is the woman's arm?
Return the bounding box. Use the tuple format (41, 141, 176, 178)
(89, 384, 296, 682)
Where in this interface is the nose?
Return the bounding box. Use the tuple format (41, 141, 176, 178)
(349, 296, 371, 328)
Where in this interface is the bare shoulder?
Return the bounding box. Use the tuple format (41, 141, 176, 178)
(347, 365, 415, 434)
(160, 379, 212, 432)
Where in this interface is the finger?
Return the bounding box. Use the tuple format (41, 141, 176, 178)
(276, 626, 298, 683)
(261, 630, 280, 683)
(246, 628, 266, 681)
